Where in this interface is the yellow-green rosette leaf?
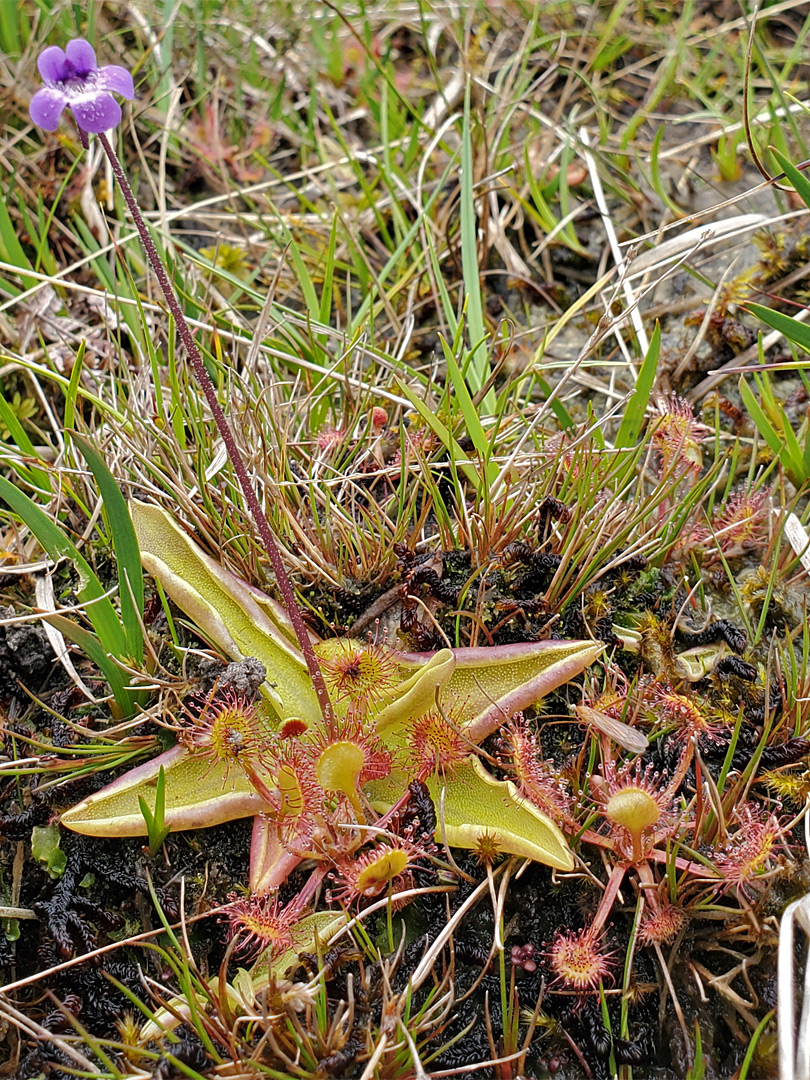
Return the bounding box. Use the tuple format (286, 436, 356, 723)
(60, 747, 268, 836)
(366, 757, 574, 872)
(131, 501, 320, 724)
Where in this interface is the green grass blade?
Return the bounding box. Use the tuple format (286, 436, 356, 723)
(425, 227, 458, 336)
(319, 213, 339, 326)
(747, 302, 810, 352)
(738, 376, 784, 462)
(754, 372, 805, 479)
(44, 612, 138, 720)
(615, 321, 660, 449)
(69, 214, 145, 351)
(461, 80, 494, 412)
(440, 335, 498, 487)
(350, 151, 457, 332)
(139, 765, 170, 855)
(0, 3, 21, 55)
(533, 373, 576, 430)
(0, 176, 36, 292)
(71, 433, 144, 663)
(738, 1010, 775, 1080)
(395, 379, 482, 495)
(285, 232, 320, 326)
(686, 1021, 705, 1080)
(771, 150, 810, 211)
(62, 341, 86, 432)
(0, 475, 128, 660)
(0, 391, 51, 494)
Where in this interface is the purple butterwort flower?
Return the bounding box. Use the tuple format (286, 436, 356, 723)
(29, 38, 133, 135)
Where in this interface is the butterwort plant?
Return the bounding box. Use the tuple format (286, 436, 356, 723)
(28, 37, 601, 911)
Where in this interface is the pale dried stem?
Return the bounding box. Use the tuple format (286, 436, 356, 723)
(0, 997, 98, 1072)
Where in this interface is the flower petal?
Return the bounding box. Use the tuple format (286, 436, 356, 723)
(29, 87, 67, 131)
(70, 93, 122, 133)
(37, 45, 68, 84)
(64, 38, 97, 77)
(96, 64, 134, 99)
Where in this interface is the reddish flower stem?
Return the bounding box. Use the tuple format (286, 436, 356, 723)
(97, 133, 333, 726)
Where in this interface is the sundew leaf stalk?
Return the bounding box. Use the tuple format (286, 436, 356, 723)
(95, 131, 335, 723)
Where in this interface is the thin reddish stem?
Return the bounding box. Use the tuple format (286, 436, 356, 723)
(590, 861, 626, 937)
(97, 132, 333, 726)
(635, 858, 661, 917)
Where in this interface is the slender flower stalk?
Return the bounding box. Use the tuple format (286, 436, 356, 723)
(95, 132, 333, 725)
(28, 38, 332, 722)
